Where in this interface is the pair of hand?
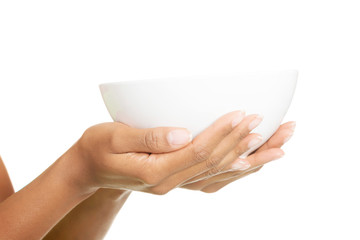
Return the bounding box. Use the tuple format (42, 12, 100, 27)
(69, 110, 295, 195)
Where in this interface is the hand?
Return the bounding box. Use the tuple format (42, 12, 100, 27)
(180, 121, 296, 193)
(65, 110, 264, 195)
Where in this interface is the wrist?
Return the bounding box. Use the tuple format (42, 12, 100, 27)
(60, 141, 132, 201)
(56, 142, 99, 197)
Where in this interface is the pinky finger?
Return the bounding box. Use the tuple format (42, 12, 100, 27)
(256, 121, 296, 152)
(223, 148, 284, 172)
(244, 148, 284, 168)
(201, 166, 263, 193)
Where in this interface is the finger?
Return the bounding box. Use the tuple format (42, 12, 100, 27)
(200, 166, 263, 193)
(151, 110, 246, 176)
(256, 121, 296, 152)
(183, 159, 264, 187)
(187, 148, 284, 190)
(228, 148, 284, 172)
(150, 114, 262, 192)
(181, 170, 242, 190)
(138, 110, 246, 192)
(183, 132, 262, 183)
(202, 115, 262, 175)
(110, 122, 193, 153)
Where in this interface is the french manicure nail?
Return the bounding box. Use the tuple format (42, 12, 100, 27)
(249, 115, 263, 131)
(283, 132, 294, 144)
(288, 121, 296, 131)
(248, 135, 263, 148)
(231, 159, 251, 170)
(167, 129, 193, 145)
(231, 110, 245, 128)
(274, 151, 285, 160)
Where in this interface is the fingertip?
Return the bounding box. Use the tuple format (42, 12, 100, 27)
(283, 121, 296, 130)
(283, 130, 294, 144)
(248, 114, 263, 131)
(231, 110, 246, 128)
(271, 148, 285, 160)
(277, 148, 285, 157)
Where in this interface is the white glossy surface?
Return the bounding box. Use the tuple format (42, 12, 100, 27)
(100, 70, 297, 151)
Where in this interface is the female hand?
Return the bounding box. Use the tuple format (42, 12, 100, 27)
(180, 121, 296, 193)
(65, 110, 264, 195)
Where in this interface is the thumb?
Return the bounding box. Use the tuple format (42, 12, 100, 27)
(127, 127, 193, 153)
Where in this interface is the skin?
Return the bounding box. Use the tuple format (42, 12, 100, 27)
(0, 157, 15, 202)
(43, 188, 131, 240)
(181, 121, 295, 192)
(0, 111, 295, 239)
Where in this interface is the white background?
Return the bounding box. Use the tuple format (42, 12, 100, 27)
(1, 0, 359, 239)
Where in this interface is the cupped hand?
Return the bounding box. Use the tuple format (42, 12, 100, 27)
(180, 121, 296, 193)
(68, 110, 263, 195)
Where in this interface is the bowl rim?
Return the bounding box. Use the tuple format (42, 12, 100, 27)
(99, 69, 298, 88)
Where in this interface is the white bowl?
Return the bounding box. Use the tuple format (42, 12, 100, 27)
(99, 70, 297, 153)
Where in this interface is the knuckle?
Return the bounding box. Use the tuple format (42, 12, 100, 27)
(206, 156, 219, 169)
(234, 144, 246, 156)
(207, 165, 222, 177)
(81, 125, 96, 144)
(234, 129, 248, 140)
(193, 144, 212, 163)
(81, 124, 108, 152)
(143, 130, 161, 150)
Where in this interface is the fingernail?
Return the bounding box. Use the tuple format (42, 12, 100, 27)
(231, 159, 251, 170)
(248, 135, 263, 148)
(289, 121, 296, 131)
(283, 122, 296, 144)
(274, 151, 285, 160)
(283, 132, 294, 144)
(231, 110, 245, 128)
(249, 115, 263, 131)
(167, 129, 193, 145)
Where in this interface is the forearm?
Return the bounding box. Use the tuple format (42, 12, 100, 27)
(44, 188, 131, 240)
(0, 148, 93, 240)
(0, 156, 15, 202)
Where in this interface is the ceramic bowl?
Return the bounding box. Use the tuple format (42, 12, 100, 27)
(99, 70, 297, 153)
